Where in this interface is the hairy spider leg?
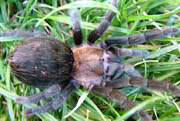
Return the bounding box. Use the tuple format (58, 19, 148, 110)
(92, 76, 180, 121)
(69, 8, 83, 45)
(98, 26, 180, 120)
(94, 76, 180, 120)
(100, 27, 180, 57)
(0, 30, 48, 38)
(21, 81, 76, 115)
(109, 47, 150, 57)
(106, 76, 180, 96)
(92, 86, 152, 121)
(102, 27, 180, 47)
(15, 84, 61, 104)
(87, 0, 119, 44)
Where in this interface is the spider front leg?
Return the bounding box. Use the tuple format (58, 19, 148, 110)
(92, 77, 180, 121)
(106, 76, 180, 96)
(109, 46, 150, 57)
(104, 57, 180, 96)
(92, 86, 152, 121)
(101, 27, 180, 48)
(16, 81, 76, 115)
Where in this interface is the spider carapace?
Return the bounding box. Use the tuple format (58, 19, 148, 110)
(2, 0, 180, 121)
(72, 45, 105, 89)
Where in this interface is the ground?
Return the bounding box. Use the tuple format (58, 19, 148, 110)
(0, 0, 180, 121)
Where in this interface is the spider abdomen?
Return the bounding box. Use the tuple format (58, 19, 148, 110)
(9, 37, 74, 88)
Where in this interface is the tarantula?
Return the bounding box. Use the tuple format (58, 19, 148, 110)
(2, 0, 180, 120)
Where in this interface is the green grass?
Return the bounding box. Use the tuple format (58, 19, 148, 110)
(0, 0, 180, 121)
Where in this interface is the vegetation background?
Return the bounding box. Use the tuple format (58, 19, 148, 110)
(0, 0, 180, 121)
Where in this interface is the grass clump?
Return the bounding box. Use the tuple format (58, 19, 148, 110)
(0, 0, 180, 121)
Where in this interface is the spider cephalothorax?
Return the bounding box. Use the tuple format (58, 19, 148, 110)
(3, 0, 180, 120)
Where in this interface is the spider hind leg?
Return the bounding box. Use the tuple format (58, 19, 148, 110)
(23, 95, 64, 115)
(0, 30, 48, 38)
(16, 82, 75, 115)
(15, 84, 61, 104)
(69, 9, 83, 45)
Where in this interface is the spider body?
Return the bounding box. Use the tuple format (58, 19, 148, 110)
(2, 0, 180, 120)
(10, 38, 118, 89)
(10, 37, 74, 88)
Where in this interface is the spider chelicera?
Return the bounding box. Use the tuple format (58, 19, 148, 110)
(2, 0, 180, 120)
